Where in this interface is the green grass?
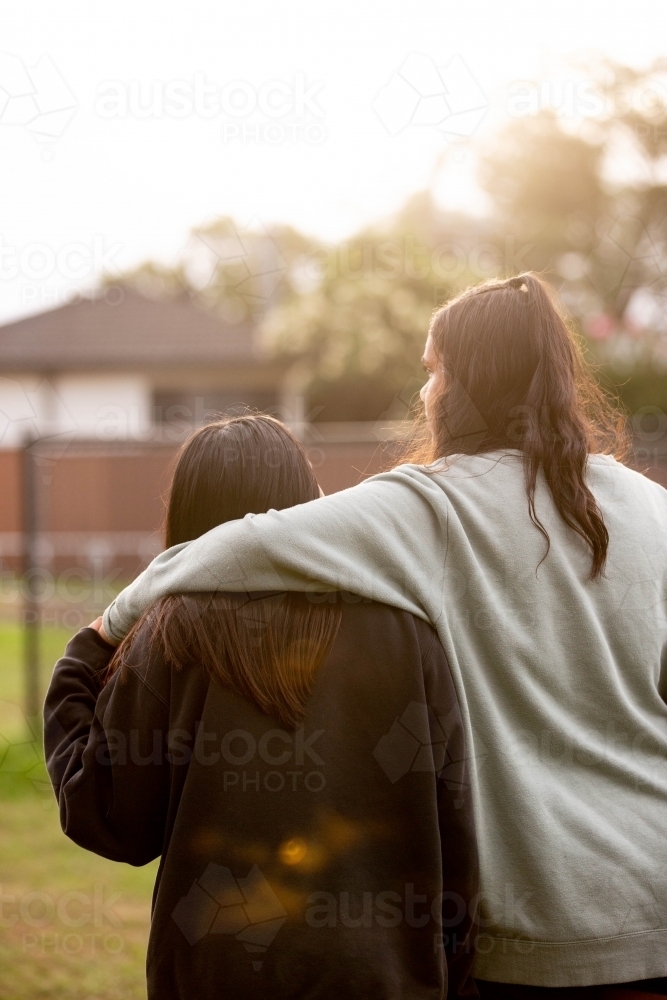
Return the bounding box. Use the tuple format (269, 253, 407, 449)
(0, 623, 157, 999)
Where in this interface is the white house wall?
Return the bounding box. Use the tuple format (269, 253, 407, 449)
(54, 375, 152, 441)
(0, 373, 152, 448)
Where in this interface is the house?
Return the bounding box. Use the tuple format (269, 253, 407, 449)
(0, 289, 396, 582)
(0, 286, 302, 445)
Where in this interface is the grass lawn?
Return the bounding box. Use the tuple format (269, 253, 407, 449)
(0, 623, 157, 999)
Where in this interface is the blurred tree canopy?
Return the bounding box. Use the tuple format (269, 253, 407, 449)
(259, 193, 510, 420)
(108, 58, 667, 422)
(479, 111, 605, 261)
(105, 218, 311, 323)
(261, 209, 453, 421)
(479, 59, 667, 415)
(110, 196, 497, 421)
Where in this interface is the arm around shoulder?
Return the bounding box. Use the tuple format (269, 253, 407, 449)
(104, 466, 449, 642)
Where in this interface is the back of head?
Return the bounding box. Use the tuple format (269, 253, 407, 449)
(110, 415, 341, 726)
(413, 273, 627, 577)
(165, 414, 321, 547)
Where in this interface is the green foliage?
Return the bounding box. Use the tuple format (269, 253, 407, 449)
(260, 230, 442, 418)
(479, 60, 667, 412)
(259, 193, 501, 419)
(479, 111, 604, 258)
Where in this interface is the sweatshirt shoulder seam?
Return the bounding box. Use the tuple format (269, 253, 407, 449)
(122, 664, 169, 708)
(419, 627, 438, 668)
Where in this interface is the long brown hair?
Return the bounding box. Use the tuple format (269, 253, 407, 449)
(406, 273, 628, 578)
(108, 415, 341, 726)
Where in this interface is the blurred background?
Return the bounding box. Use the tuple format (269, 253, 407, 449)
(1, 1, 667, 996)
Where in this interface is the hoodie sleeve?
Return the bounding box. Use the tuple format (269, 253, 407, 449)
(103, 466, 449, 642)
(44, 627, 171, 866)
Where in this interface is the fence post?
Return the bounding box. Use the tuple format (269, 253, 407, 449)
(22, 437, 40, 730)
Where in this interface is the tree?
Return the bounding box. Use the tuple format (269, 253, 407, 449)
(479, 110, 605, 266)
(480, 61, 667, 416)
(260, 195, 481, 421)
(480, 62, 667, 320)
(104, 217, 314, 325)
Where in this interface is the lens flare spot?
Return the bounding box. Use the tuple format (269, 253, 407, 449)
(279, 838, 308, 866)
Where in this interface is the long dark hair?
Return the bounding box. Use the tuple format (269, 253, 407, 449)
(108, 415, 341, 726)
(406, 273, 627, 578)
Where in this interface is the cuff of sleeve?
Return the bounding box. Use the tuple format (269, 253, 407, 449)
(102, 603, 124, 644)
(64, 628, 117, 673)
(85, 628, 117, 655)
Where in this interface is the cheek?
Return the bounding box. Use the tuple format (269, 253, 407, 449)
(421, 375, 438, 409)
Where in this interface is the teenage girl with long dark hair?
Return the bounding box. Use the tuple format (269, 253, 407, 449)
(45, 415, 478, 1000)
(102, 275, 667, 996)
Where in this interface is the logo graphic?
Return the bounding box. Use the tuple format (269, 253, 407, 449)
(172, 863, 287, 970)
(0, 376, 81, 448)
(0, 701, 52, 804)
(588, 216, 666, 301)
(0, 53, 76, 142)
(373, 700, 467, 791)
(181, 218, 288, 315)
(373, 53, 487, 139)
(0, 376, 38, 446)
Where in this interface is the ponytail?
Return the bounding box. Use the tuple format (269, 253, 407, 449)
(406, 272, 627, 578)
(514, 275, 616, 576)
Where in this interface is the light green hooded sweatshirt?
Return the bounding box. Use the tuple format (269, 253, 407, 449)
(103, 451, 667, 986)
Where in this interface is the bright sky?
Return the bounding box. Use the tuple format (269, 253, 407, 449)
(1, 0, 665, 323)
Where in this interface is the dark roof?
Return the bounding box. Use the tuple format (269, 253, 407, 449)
(0, 288, 268, 371)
